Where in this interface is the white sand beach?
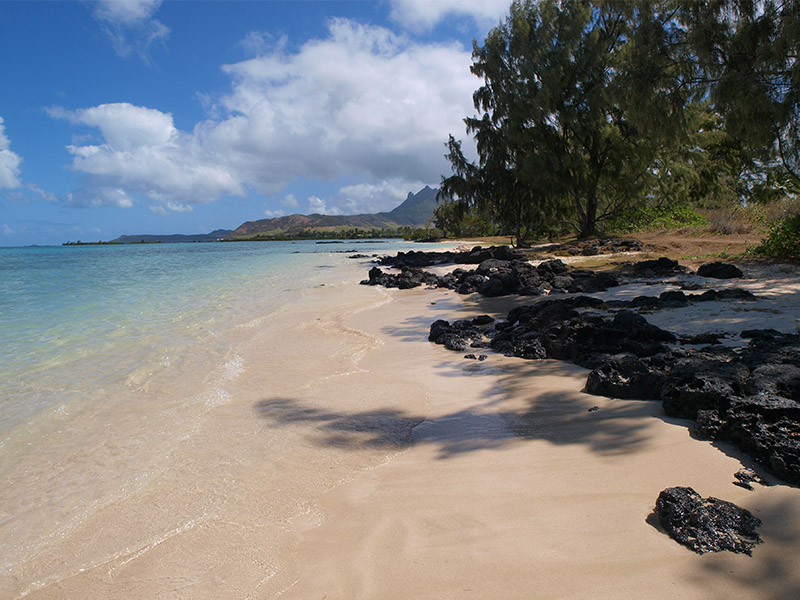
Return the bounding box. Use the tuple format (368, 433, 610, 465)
(11, 255, 800, 599)
(275, 262, 800, 600)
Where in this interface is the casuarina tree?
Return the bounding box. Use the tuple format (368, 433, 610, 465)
(442, 0, 693, 238)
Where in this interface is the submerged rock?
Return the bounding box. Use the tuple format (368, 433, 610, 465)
(655, 486, 762, 555)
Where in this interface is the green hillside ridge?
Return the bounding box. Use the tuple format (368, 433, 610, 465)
(229, 186, 438, 239)
(84, 187, 439, 246)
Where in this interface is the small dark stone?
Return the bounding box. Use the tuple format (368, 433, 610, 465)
(660, 290, 689, 306)
(717, 288, 756, 300)
(655, 486, 762, 555)
(734, 468, 769, 488)
(696, 290, 720, 302)
(585, 358, 666, 400)
(630, 295, 661, 308)
(680, 332, 726, 346)
(741, 329, 783, 339)
(588, 405, 600, 412)
(429, 319, 452, 343)
(632, 257, 686, 276)
(661, 357, 749, 419)
(698, 262, 744, 279)
(536, 258, 570, 275)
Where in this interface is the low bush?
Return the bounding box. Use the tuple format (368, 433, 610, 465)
(702, 207, 762, 235)
(749, 214, 800, 260)
(607, 205, 708, 233)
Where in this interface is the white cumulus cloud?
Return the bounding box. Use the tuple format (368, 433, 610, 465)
(0, 116, 23, 189)
(92, 0, 169, 60)
(212, 18, 476, 197)
(280, 193, 299, 207)
(389, 0, 510, 30)
(308, 195, 342, 215)
(336, 178, 426, 214)
(53, 102, 245, 210)
(53, 20, 479, 215)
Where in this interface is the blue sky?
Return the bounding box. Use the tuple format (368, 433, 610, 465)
(0, 0, 510, 246)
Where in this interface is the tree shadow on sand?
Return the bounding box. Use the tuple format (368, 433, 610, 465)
(254, 357, 657, 460)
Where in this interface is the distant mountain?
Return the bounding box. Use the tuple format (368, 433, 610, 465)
(230, 186, 439, 239)
(381, 185, 439, 226)
(100, 187, 440, 245)
(110, 229, 233, 244)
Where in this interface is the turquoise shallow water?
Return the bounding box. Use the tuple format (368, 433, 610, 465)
(1, 237, 464, 595)
(0, 239, 428, 439)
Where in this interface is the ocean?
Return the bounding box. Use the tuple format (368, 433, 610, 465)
(0, 239, 444, 598)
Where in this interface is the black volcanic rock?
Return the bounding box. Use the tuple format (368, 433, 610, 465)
(367, 247, 620, 297)
(698, 262, 744, 279)
(488, 300, 676, 366)
(361, 266, 442, 289)
(655, 486, 762, 555)
(660, 355, 750, 419)
(585, 330, 800, 485)
(366, 247, 798, 485)
(378, 245, 524, 269)
(632, 257, 686, 276)
(428, 316, 495, 352)
(584, 357, 667, 399)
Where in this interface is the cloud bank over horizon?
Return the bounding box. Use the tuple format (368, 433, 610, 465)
(52, 18, 479, 216)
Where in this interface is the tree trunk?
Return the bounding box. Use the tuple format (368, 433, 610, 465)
(579, 192, 598, 238)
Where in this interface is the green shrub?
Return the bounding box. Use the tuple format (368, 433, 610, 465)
(749, 215, 800, 260)
(403, 227, 442, 241)
(606, 205, 709, 233)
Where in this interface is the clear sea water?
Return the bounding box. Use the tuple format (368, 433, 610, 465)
(2, 238, 460, 596)
(0, 239, 430, 441)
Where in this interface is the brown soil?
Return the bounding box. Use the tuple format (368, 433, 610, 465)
(627, 229, 762, 267)
(455, 229, 769, 270)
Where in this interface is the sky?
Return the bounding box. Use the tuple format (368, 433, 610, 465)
(0, 0, 511, 246)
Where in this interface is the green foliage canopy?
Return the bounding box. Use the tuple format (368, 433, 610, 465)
(681, 0, 800, 184)
(442, 0, 695, 239)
